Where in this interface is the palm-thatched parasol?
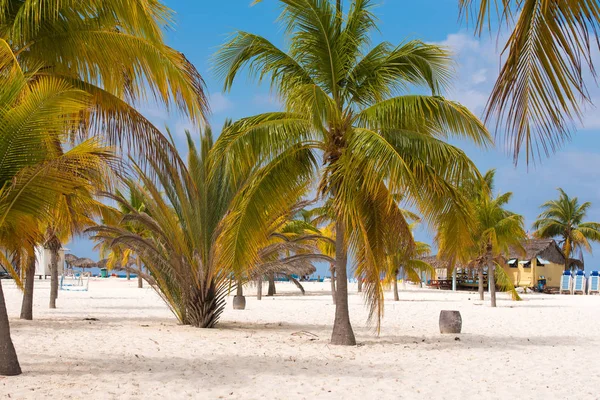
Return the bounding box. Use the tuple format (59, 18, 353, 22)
(71, 257, 97, 270)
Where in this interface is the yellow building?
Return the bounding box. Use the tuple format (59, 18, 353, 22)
(504, 239, 567, 288)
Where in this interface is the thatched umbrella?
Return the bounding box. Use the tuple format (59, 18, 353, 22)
(70, 257, 97, 272)
(64, 254, 79, 271)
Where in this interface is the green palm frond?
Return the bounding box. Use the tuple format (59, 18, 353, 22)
(459, 0, 600, 163)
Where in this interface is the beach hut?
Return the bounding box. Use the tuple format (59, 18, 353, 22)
(34, 246, 65, 278)
(503, 239, 566, 289)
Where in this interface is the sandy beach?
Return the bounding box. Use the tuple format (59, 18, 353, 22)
(1, 278, 599, 399)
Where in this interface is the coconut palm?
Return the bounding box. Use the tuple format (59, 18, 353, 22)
(533, 189, 600, 270)
(89, 124, 315, 327)
(250, 209, 334, 301)
(214, 0, 490, 344)
(0, 0, 208, 162)
(458, 170, 526, 306)
(390, 240, 433, 301)
(458, 0, 600, 163)
(43, 179, 108, 308)
(0, 70, 116, 376)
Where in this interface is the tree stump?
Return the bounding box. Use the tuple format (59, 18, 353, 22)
(439, 310, 462, 334)
(233, 295, 246, 310)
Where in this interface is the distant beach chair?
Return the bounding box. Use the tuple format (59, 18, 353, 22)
(573, 270, 586, 295)
(59, 274, 89, 292)
(559, 271, 573, 294)
(588, 271, 599, 295)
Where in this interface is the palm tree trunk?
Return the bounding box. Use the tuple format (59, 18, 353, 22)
(489, 264, 497, 307)
(267, 273, 276, 296)
(329, 263, 336, 304)
(20, 250, 35, 320)
(137, 260, 143, 288)
(236, 279, 243, 297)
(257, 276, 262, 300)
(0, 279, 21, 376)
(478, 267, 484, 301)
(126, 270, 130, 280)
(49, 247, 59, 309)
(330, 219, 356, 346)
(393, 268, 400, 301)
(357, 277, 362, 293)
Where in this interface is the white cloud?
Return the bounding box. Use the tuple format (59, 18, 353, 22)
(210, 92, 234, 114)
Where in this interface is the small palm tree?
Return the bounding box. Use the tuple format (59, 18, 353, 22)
(437, 170, 526, 306)
(389, 240, 433, 301)
(533, 189, 600, 270)
(215, 0, 490, 345)
(89, 125, 314, 327)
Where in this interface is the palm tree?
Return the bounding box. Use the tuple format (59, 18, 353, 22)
(43, 179, 108, 309)
(214, 0, 490, 344)
(0, 70, 116, 376)
(458, 0, 600, 163)
(533, 189, 600, 270)
(390, 240, 433, 301)
(0, 0, 208, 162)
(455, 170, 526, 307)
(89, 125, 315, 327)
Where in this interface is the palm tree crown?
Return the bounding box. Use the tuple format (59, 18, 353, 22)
(533, 188, 600, 268)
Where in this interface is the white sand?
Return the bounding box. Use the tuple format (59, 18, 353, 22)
(1, 278, 599, 399)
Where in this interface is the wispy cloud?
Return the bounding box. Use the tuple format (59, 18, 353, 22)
(210, 92, 234, 114)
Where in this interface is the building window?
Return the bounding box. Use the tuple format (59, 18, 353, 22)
(508, 259, 518, 268)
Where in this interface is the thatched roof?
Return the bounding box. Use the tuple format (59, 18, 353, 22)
(509, 239, 566, 264)
(70, 257, 97, 268)
(419, 256, 451, 270)
(64, 253, 79, 265)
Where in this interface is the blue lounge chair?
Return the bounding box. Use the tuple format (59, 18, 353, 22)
(588, 271, 599, 295)
(573, 270, 586, 295)
(559, 271, 573, 294)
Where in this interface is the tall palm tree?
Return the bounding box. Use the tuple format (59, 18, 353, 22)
(0, 70, 116, 376)
(458, 0, 600, 163)
(214, 0, 490, 344)
(89, 125, 315, 327)
(0, 0, 208, 162)
(533, 189, 600, 269)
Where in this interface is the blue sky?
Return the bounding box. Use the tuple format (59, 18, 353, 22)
(70, 0, 600, 274)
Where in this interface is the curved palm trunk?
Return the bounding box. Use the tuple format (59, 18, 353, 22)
(267, 273, 276, 296)
(0, 279, 21, 376)
(287, 275, 305, 295)
(489, 264, 497, 307)
(257, 276, 262, 300)
(393, 268, 400, 301)
(330, 220, 356, 346)
(126, 270, 131, 281)
(478, 268, 484, 301)
(49, 246, 59, 309)
(329, 263, 336, 304)
(20, 250, 35, 320)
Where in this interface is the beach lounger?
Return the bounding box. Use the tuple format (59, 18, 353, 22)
(559, 271, 573, 294)
(588, 271, 600, 295)
(573, 270, 586, 295)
